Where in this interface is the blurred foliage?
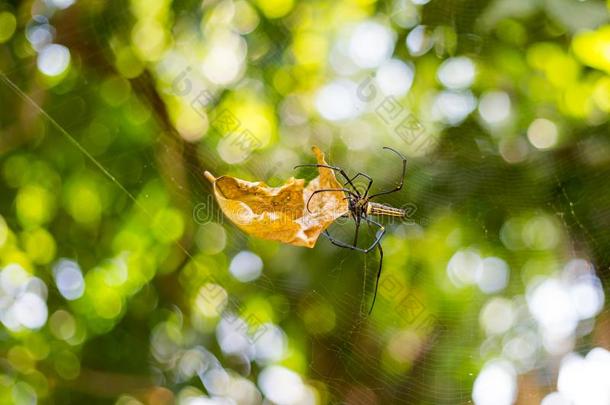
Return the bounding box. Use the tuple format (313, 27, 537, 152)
(1, 0, 610, 404)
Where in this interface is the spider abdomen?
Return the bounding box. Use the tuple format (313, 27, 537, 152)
(366, 202, 406, 218)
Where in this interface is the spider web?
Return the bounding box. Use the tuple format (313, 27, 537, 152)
(2, 0, 610, 404)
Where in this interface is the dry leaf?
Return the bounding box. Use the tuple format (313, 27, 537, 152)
(204, 146, 349, 248)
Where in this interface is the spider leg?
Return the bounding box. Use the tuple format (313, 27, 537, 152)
(345, 172, 373, 198)
(353, 217, 361, 247)
(361, 216, 385, 314)
(323, 217, 385, 314)
(295, 164, 360, 196)
(322, 230, 366, 252)
(368, 241, 383, 315)
(306, 188, 358, 214)
(361, 217, 386, 252)
(320, 215, 363, 250)
(367, 147, 407, 200)
(322, 217, 385, 254)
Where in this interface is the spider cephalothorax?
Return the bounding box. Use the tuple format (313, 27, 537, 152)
(295, 147, 408, 314)
(349, 196, 368, 219)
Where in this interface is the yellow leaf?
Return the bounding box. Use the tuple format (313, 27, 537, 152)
(205, 146, 349, 248)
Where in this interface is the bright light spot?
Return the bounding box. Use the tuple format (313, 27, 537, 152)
(472, 359, 517, 405)
(13, 292, 47, 329)
(1, 263, 30, 295)
(349, 21, 395, 68)
(329, 38, 360, 76)
(387, 330, 422, 364)
(152, 208, 185, 243)
(195, 283, 228, 317)
(569, 275, 604, 320)
(202, 31, 246, 85)
(216, 317, 255, 358)
(292, 31, 328, 66)
(26, 19, 54, 50)
(479, 91, 511, 125)
(131, 20, 167, 62)
(48, 0, 76, 9)
(0, 12, 17, 43)
(65, 179, 103, 225)
(1, 307, 20, 330)
(447, 249, 482, 287)
(503, 330, 538, 370)
(255, 0, 294, 18)
(499, 137, 529, 164)
(102, 256, 129, 287)
(201, 367, 231, 397)
(233, 1, 260, 34)
(254, 324, 287, 363)
(195, 222, 227, 254)
(437, 56, 476, 89)
(49, 309, 76, 340)
(279, 95, 308, 126)
(527, 118, 558, 149)
(480, 297, 514, 335)
(375, 59, 414, 97)
(389, 1, 419, 29)
(558, 348, 610, 405)
(406, 25, 433, 56)
(23, 227, 56, 265)
(0, 266, 24, 330)
(542, 333, 575, 356)
(527, 278, 578, 339)
(178, 348, 210, 381)
(37, 44, 71, 76)
(432, 90, 477, 125)
(0, 264, 49, 331)
(315, 79, 360, 121)
(500, 217, 527, 250)
(92, 287, 122, 319)
(541, 392, 572, 405)
(229, 251, 263, 282)
(53, 259, 85, 300)
(175, 105, 208, 142)
(476, 257, 509, 294)
(151, 321, 184, 364)
(202, 45, 242, 84)
(16, 185, 55, 226)
(229, 377, 263, 404)
(522, 215, 559, 250)
(258, 365, 306, 405)
(26, 277, 48, 300)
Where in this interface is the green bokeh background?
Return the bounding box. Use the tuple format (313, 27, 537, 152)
(1, 0, 610, 404)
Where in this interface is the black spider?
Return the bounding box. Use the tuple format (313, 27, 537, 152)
(295, 147, 408, 314)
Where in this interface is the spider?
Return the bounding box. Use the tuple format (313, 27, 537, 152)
(295, 147, 408, 314)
